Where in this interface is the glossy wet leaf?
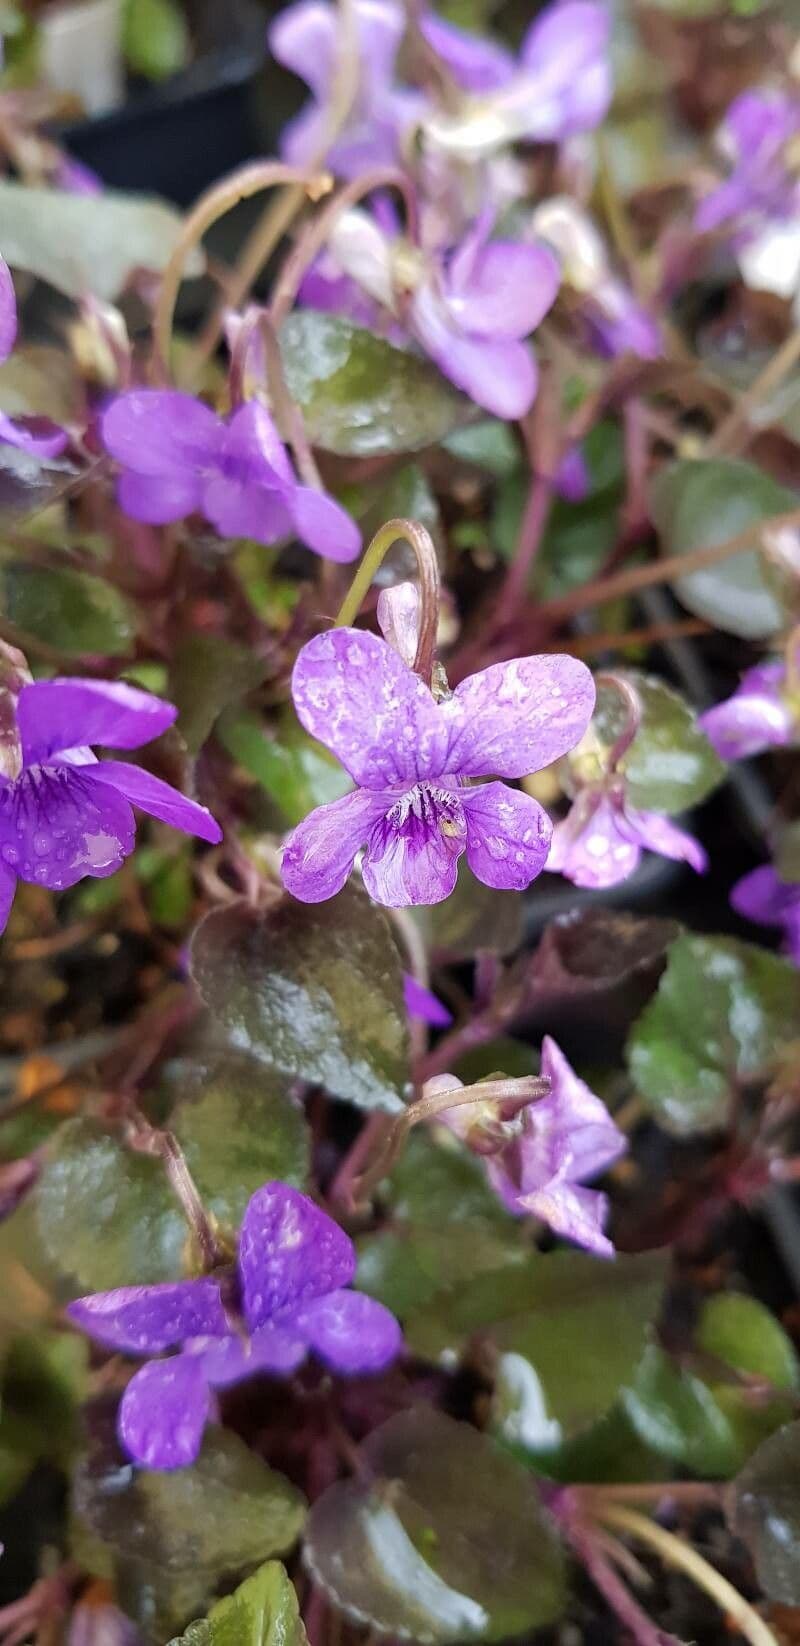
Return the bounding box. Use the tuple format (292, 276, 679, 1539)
(74, 1414, 306, 1636)
(622, 1344, 741, 1477)
(280, 312, 468, 457)
(34, 1117, 187, 1291)
(590, 670, 725, 813)
(124, 0, 190, 79)
(413, 862, 524, 959)
(697, 1295, 800, 1391)
(410, 1249, 667, 1441)
(731, 1421, 800, 1602)
(167, 1561, 307, 1646)
(169, 1049, 310, 1228)
(305, 1407, 566, 1643)
(650, 458, 793, 640)
(169, 635, 266, 756)
(627, 934, 800, 1133)
(2, 562, 136, 656)
(0, 180, 203, 301)
(218, 710, 351, 827)
(530, 907, 680, 996)
(190, 887, 409, 1112)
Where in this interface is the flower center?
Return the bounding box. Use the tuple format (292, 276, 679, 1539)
(385, 782, 465, 848)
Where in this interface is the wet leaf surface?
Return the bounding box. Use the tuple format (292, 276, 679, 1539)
(732, 1421, 800, 1603)
(591, 670, 725, 813)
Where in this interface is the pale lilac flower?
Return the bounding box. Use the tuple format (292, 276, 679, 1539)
(695, 89, 800, 238)
(547, 783, 707, 890)
(531, 198, 661, 361)
(439, 1039, 625, 1255)
(281, 629, 595, 907)
(0, 674, 221, 935)
(0, 257, 68, 457)
(54, 154, 103, 196)
(403, 973, 453, 1027)
(699, 661, 796, 761)
(320, 205, 560, 418)
(67, 1182, 401, 1470)
(101, 392, 360, 562)
(377, 582, 421, 668)
(731, 863, 800, 966)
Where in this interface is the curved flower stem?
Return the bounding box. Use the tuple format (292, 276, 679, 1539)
(269, 165, 419, 327)
(152, 160, 329, 377)
(158, 1130, 226, 1272)
(596, 1504, 779, 1646)
(354, 1075, 549, 1205)
(708, 327, 800, 459)
(595, 671, 643, 770)
(334, 518, 441, 684)
(492, 471, 554, 638)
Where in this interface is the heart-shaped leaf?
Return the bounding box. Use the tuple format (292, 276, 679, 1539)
(0, 181, 203, 300)
(167, 1561, 307, 1646)
(304, 1407, 566, 1643)
(190, 888, 409, 1112)
(731, 1421, 800, 1603)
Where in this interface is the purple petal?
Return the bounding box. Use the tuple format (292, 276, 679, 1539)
(281, 788, 387, 903)
(118, 1355, 211, 1470)
(290, 1288, 402, 1373)
(461, 781, 551, 890)
(699, 664, 792, 760)
(419, 13, 513, 90)
(0, 765, 134, 891)
(731, 864, 798, 927)
(203, 475, 294, 543)
(117, 471, 204, 525)
(268, 0, 337, 101)
(443, 654, 596, 779)
(0, 410, 68, 459)
(102, 390, 222, 478)
(538, 1036, 627, 1180)
(546, 791, 640, 889)
(17, 678, 177, 764)
(288, 486, 362, 563)
(291, 629, 448, 788)
(221, 400, 294, 485)
(193, 1326, 307, 1386)
(0, 257, 17, 364)
(623, 808, 707, 874)
(403, 973, 453, 1028)
(85, 761, 222, 844)
(520, 1181, 614, 1257)
(411, 283, 538, 418)
(361, 791, 465, 906)
(554, 445, 591, 503)
(519, 0, 612, 139)
(66, 1279, 227, 1354)
(446, 240, 560, 341)
(588, 282, 662, 360)
(238, 1182, 355, 1333)
(0, 860, 16, 935)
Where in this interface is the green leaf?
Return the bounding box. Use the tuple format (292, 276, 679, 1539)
(168, 1049, 310, 1230)
(387, 1129, 518, 1231)
(409, 1249, 667, 1442)
(731, 1421, 800, 1602)
(697, 1294, 800, 1391)
(218, 710, 351, 827)
(1, 1327, 88, 1465)
(305, 1407, 566, 1643)
(650, 458, 793, 639)
(74, 1417, 306, 1636)
(34, 1117, 186, 1291)
(124, 0, 189, 79)
(590, 669, 725, 813)
(169, 635, 266, 756)
(0, 180, 203, 301)
(167, 1562, 307, 1646)
(280, 312, 468, 457)
(190, 887, 409, 1112)
(2, 562, 136, 655)
(621, 1344, 741, 1477)
(626, 934, 800, 1133)
(443, 419, 519, 477)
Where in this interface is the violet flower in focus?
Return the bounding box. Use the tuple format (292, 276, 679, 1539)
(281, 629, 595, 907)
(437, 1038, 626, 1255)
(101, 392, 360, 562)
(547, 783, 707, 889)
(731, 863, 800, 965)
(0, 257, 68, 457)
(67, 1182, 401, 1470)
(0, 668, 221, 935)
(700, 660, 797, 761)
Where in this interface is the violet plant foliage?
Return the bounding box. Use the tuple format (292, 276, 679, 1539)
(67, 1182, 401, 1469)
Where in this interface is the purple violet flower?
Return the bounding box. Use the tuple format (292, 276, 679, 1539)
(0, 257, 68, 457)
(546, 784, 707, 889)
(101, 392, 360, 562)
(699, 660, 797, 761)
(321, 206, 561, 418)
(281, 629, 595, 907)
(438, 1038, 626, 1256)
(67, 1182, 402, 1471)
(695, 89, 800, 239)
(0, 673, 221, 935)
(531, 198, 661, 361)
(731, 863, 800, 966)
(403, 972, 453, 1027)
(554, 445, 591, 504)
